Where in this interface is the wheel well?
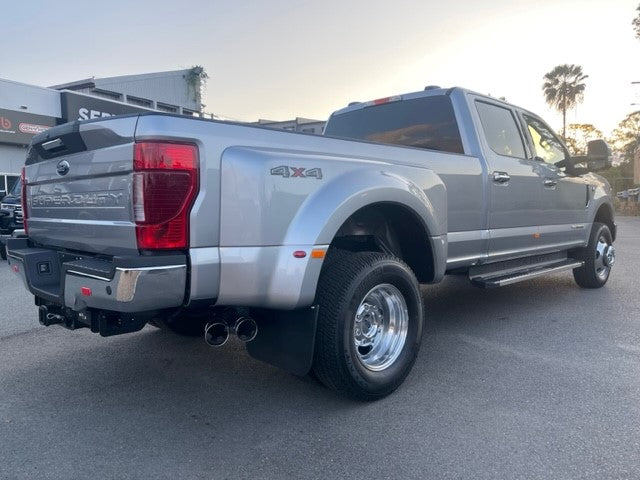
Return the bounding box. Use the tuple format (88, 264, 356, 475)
(594, 204, 616, 241)
(329, 203, 434, 282)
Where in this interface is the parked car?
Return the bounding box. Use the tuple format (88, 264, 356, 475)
(0, 179, 23, 259)
(8, 86, 616, 399)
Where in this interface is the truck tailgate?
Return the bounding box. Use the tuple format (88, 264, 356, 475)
(25, 116, 139, 255)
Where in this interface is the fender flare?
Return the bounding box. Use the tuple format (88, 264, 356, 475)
(283, 168, 448, 307)
(282, 167, 447, 246)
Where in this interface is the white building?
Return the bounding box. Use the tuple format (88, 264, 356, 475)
(0, 69, 204, 195)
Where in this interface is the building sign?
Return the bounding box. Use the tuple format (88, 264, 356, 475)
(0, 108, 58, 146)
(60, 91, 148, 122)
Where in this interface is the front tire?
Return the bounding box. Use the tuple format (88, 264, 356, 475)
(573, 222, 615, 288)
(312, 250, 424, 401)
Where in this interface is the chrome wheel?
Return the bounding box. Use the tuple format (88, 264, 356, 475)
(353, 283, 409, 372)
(594, 235, 615, 279)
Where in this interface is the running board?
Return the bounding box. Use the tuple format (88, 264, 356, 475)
(470, 259, 584, 288)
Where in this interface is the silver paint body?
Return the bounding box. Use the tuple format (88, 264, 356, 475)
(19, 87, 613, 311)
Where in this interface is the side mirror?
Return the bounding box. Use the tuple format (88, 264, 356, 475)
(586, 139, 611, 172)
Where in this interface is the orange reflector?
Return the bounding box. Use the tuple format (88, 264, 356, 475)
(293, 250, 307, 258)
(311, 249, 326, 259)
(533, 233, 541, 239)
(81, 287, 92, 296)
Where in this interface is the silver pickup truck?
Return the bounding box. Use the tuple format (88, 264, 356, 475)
(7, 86, 616, 400)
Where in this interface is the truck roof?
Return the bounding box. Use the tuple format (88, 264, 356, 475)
(330, 86, 531, 118)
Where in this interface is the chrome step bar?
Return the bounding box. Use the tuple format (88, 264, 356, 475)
(470, 259, 584, 288)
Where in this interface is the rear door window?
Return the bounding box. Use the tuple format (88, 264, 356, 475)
(475, 102, 526, 159)
(324, 95, 464, 154)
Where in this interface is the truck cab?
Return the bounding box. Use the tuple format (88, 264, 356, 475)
(324, 87, 615, 270)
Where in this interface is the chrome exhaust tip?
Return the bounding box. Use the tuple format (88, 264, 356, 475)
(204, 322, 229, 347)
(235, 317, 258, 343)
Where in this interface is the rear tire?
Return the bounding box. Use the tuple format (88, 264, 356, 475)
(572, 222, 615, 289)
(312, 249, 424, 401)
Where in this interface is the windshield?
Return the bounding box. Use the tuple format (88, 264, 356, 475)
(324, 95, 464, 154)
(9, 179, 21, 197)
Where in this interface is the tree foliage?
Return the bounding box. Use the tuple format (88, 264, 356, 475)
(598, 111, 640, 191)
(609, 111, 640, 160)
(185, 65, 209, 106)
(564, 123, 603, 155)
(542, 64, 588, 140)
(633, 4, 640, 40)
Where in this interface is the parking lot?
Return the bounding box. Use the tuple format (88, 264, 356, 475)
(1, 217, 639, 479)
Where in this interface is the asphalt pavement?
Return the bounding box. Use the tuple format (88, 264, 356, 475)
(1, 218, 639, 479)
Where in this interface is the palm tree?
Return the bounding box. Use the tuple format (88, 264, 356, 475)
(542, 64, 588, 140)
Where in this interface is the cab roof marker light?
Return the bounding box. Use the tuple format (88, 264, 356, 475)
(364, 95, 402, 107)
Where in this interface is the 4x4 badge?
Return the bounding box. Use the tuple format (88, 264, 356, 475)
(270, 165, 322, 179)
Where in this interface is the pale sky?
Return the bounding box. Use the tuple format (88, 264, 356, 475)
(1, 0, 638, 135)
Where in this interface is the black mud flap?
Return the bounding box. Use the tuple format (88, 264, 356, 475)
(246, 306, 319, 376)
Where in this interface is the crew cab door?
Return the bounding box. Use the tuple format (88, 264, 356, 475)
(519, 112, 590, 247)
(472, 98, 546, 259)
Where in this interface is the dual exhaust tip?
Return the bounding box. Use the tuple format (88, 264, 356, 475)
(204, 317, 257, 347)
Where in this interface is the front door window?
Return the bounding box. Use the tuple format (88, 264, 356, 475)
(523, 114, 568, 166)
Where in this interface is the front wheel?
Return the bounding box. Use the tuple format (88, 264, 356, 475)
(312, 250, 424, 401)
(572, 222, 615, 288)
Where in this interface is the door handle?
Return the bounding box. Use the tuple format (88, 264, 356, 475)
(544, 178, 558, 187)
(493, 171, 510, 184)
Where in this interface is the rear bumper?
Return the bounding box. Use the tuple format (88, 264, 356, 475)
(7, 240, 331, 311)
(7, 238, 187, 313)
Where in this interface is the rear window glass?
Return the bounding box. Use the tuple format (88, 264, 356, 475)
(324, 95, 464, 154)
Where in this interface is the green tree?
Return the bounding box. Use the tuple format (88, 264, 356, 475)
(542, 64, 588, 140)
(564, 123, 603, 155)
(633, 4, 640, 40)
(185, 65, 209, 106)
(609, 111, 640, 161)
(599, 112, 640, 191)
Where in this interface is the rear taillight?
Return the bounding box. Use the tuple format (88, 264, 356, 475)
(132, 142, 199, 250)
(20, 167, 28, 234)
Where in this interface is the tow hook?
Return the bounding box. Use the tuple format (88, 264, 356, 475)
(40, 307, 64, 326)
(38, 305, 86, 329)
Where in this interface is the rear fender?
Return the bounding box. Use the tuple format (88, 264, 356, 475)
(283, 168, 447, 245)
(217, 147, 447, 308)
(283, 168, 447, 307)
